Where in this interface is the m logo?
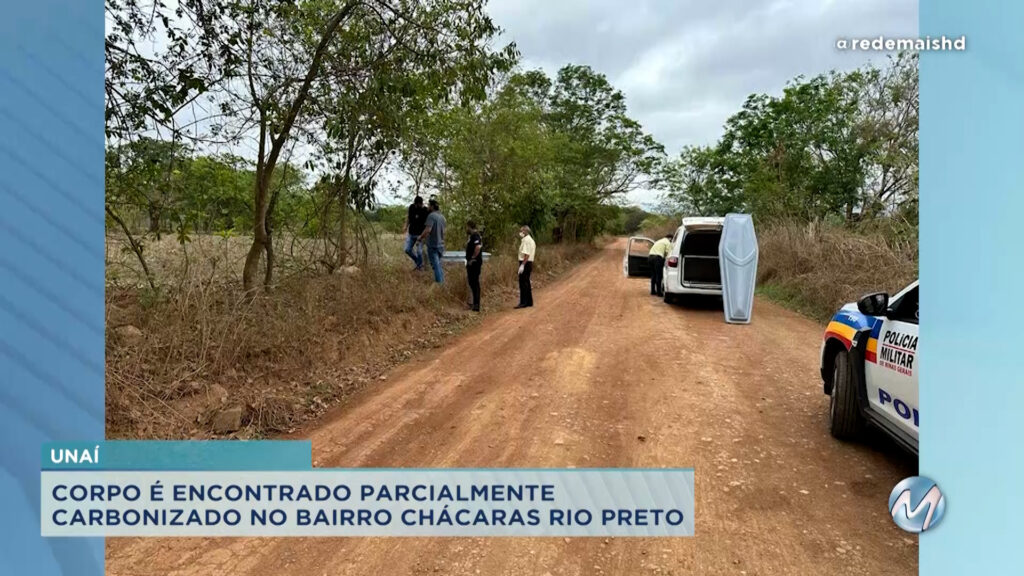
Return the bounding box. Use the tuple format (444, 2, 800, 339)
(888, 476, 946, 533)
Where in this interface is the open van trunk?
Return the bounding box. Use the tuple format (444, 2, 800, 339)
(681, 229, 722, 285)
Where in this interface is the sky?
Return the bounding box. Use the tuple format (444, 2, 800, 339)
(485, 0, 919, 206)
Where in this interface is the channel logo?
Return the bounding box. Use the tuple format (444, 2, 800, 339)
(888, 476, 946, 533)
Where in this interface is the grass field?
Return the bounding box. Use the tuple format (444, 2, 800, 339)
(105, 230, 598, 439)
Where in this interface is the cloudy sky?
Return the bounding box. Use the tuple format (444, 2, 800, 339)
(485, 0, 918, 206)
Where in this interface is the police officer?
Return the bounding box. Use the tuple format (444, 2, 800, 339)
(465, 220, 483, 312)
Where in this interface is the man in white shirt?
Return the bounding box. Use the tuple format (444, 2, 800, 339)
(515, 225, 536, 309)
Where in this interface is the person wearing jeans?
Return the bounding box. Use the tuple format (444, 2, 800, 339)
(402, 196, 428, 270)
(404, 233, 423, 270)
(426, 245, 444, 283)
(418, 198, 447, 284)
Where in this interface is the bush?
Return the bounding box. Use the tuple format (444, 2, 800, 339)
(105, 233, 596, 439)
(371, 205, 408, 234)
(756, 220, 918, 321)
(640, 215, 677, 240)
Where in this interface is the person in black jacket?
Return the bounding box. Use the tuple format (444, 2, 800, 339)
(465, 220, 483, 312)
(402, 196, 428, 270)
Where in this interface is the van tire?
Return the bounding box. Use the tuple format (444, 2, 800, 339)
(663, 292, 676, 304)
(829, 349, 863, 440)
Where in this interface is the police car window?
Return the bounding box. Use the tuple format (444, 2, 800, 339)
(889, 286, 918, 324)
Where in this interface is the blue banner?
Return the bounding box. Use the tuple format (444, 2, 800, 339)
(42, 441, 312, 471)
(920, 0, 1024, 574)
(0, 1, 105, 575)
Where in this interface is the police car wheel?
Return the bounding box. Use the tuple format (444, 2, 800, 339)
(829, 349, 863, 440)
(663, 291, 675, 304)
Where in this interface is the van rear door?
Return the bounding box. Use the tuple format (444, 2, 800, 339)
(623, 237, 654, 277)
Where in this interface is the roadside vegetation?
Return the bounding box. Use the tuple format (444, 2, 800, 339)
(106, 234, 594, 438)
(105, 1, 917, 437)
(104, 0, 659, 438)
(658, 52, 919, 319)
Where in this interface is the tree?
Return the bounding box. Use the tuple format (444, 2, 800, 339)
(859, 52, 919, 217)
(662, 145, 740, 216)
(408, 66, 664, 244)
(306, 0, 516, 270)
(439, 79, 559, 239)
(662, 56, 918, 225)
(546, 65, 665, 240)
(104, 0, 236, 140)
(106, 137, 190, 234)
(230, 0, 363, 292)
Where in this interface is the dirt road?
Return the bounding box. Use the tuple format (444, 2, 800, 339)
(107, 238, 917, 575)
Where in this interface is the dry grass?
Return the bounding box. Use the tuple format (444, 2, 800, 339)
(756, 220, 918, 321)
(640, 216, 917, 321)
(105, 232, 596, 439)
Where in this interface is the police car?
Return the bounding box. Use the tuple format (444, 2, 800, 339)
(820, 280, 918, 455)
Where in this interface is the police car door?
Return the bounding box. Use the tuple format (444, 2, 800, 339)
(864, 282, 919, 441)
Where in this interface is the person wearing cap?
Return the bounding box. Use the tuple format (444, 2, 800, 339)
(514, 225, 536, 309)
(464, 220, 483, 312)
(402, 195, 428, 271)
(648, 233, 673, 297)
(417, 198, 447, 283)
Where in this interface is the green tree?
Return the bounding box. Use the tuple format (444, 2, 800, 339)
(437, 77, 558, 242)
(306, 0, 516, 269)
(546, 65, 665, 240)
(662, 55, 917, 225)
(859, 52, 919, 217)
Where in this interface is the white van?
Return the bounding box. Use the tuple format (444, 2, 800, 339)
(661, 217, 726, 303)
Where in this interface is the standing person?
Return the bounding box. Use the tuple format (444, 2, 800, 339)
(465, 220, 483, 312)
(402, 196, 428, 271)
(515, 225, 536, 309)
(417, 198, 447, 284)
(648, 233, 673, 297)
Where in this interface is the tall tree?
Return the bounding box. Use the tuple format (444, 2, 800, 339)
(662, 56, 917, 224)
(859, 52, 919, 217)
(546, 65, 665, 240)
(307, 0, 517, 270)
(231, 0, 362, 292)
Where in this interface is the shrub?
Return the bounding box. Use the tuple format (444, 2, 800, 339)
(105, 233, 596, 438)
(756, 220, 918, 321)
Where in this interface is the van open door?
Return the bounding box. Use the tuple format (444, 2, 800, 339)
(623, 237, 655, 277)
(719, 213, 758, 323)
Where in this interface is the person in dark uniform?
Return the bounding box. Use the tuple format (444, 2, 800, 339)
(402, 196, 428, 270)
(464, 220, 483, 312)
